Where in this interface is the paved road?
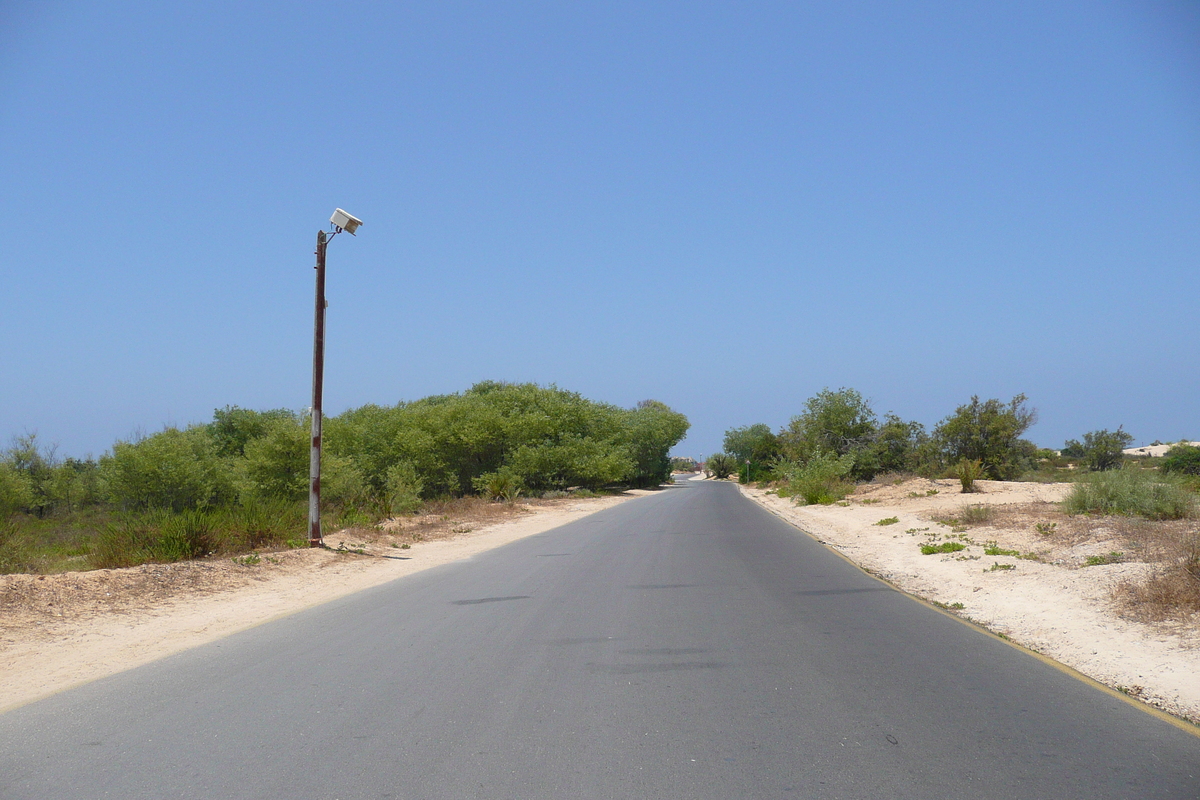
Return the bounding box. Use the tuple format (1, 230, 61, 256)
(2, 479, 1198, 799)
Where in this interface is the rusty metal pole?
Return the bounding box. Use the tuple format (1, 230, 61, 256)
(309, 230, 328, 547)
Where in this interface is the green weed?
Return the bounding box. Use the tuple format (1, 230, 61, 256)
(1063, 465, 1196, 520)
(875, 517, 900, 526)
(955, 458, 986, 493)
(921, 541, 966, 555)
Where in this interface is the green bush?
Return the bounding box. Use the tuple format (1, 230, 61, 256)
(1062, 428, 1133, 472)
(3, 382, 690, 574)
(239, 416, 309, 502)
(381, 462, 424, 515)
(0, 462, 33, 517)
(473, 467, 524, 502)
(326, 382, 687, 496)
(705, 453, 738, 479)
(933, 395, 1037, 480)
(1062, 465, 1196, 520)
(0, 520, 38, 574)
(921, 541, 966, 555)
(208, 406, 300, 457)
(723, 424, 780, 465)
(782, 452, 856, 505)
(100, 427, 231, 511)
(320, 453, 369, 507)
(738, 460, 772, 484)
(94, 509, 215, 568)
(779, 388, 877, 465)
(955, 459, 986, 493)
(857, 414, 929, 477)
(211, 499, 304, 551)
(1161, 444, 1200, 476)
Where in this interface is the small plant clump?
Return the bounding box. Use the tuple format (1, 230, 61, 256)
(1084, 552, 1124, 567)
(986, 563, 1016, 572)
(875, 517, 900, 526)
(921, 541, 966, 555)
(956, 458, 986, 493)
(775, 452, 856, 506)
(1063, 465, 1196, 521)
(983, 541, 1020, 557)
(1160, 444, 1200, 476)
(932, 600, 966, 611)
(1034, 522, 1057, 536)
(959, 504, 994, 525)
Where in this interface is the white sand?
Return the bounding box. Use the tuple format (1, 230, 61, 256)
(1124, 442, 1200, 458)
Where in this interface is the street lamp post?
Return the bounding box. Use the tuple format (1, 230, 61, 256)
(309, 208, 363, 548)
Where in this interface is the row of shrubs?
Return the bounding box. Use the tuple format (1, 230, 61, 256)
(711, 389, 1043, 484)
(0, 382, 690, 573)
(705, 387, 1198, 519)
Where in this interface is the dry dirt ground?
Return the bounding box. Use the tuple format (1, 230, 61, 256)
(737, 476, 1200, 725)
(0, 492, 646, 713)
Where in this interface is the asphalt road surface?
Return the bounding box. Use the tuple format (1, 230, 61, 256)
(3, 478, 1198, 799)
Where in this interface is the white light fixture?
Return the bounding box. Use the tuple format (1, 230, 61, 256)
(330, 208, 363, 235)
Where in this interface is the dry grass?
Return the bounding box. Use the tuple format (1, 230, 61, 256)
(0, 494, 596, 635)
(1113, 529, 1200, 623)
(982, 503, 1200, 622)
(367, 495, 550, 545)
(929, 503, 994, 528)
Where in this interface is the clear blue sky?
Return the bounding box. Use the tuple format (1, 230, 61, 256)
(2, 0, 1197, 460)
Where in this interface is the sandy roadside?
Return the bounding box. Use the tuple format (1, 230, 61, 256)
(732, 476, 1200, 724)
(0, 492, 643, 713)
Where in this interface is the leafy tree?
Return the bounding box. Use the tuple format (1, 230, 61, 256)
(46, 458, 100, 514)
(855, 414, 928, 477)
(780, 388, 877, 462)
(723, 424, 780, 466)
(326, 382, 688, 496)
(100, 427, 231, 511)
(505, 436, 632, 491)
(208, 406, 299, 457)
(239, 416, 309, 502)
(5, 433, 57, 516)
(1161, 443, 1200, 476)
(932, 395, 1038, 480)
(1062, 428, 1134, 472)
(0, 462, 33, 517)
(621, 400, 691, 488)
